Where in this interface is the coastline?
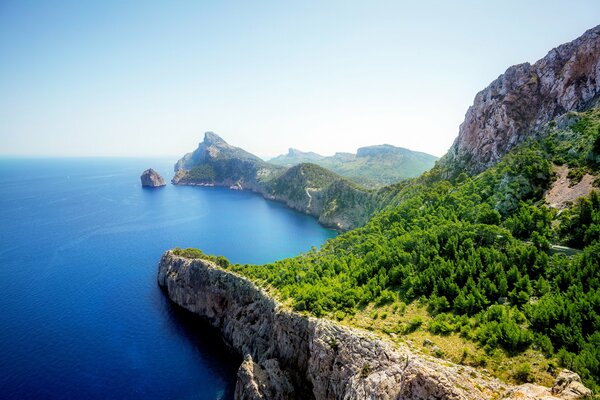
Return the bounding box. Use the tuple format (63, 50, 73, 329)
(157, 250, 588, 400)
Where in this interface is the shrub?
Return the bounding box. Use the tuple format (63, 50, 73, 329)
(513, 362, 532, 383)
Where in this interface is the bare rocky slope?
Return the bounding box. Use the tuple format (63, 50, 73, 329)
(442, 25, 600, 175)
(158, 252, 591, 400)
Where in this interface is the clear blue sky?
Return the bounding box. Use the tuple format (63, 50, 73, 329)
(1, 1, 599, 158)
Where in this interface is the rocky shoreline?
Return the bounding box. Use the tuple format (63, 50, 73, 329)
(157, 251, 591, 400)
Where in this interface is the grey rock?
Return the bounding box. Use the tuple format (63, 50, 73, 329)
(443, 25, 600, 175)
(552, 369, 592, 399)
(140, 168, 166, 187)
(235, 355, 294, 400)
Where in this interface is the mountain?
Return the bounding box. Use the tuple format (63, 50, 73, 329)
(172, 132, 284, 191)
(164, 26, 600, 395)
(269, 148, 325, 166)
(269, 144, 438, 188)
(172, 133, 376, 229)
(441, 25, 600, 176)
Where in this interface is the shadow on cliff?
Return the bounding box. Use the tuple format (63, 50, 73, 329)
(162, 296, 242, 400)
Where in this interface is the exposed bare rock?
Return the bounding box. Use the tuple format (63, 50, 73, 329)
(157, 251, 591, 399)
(552, 369, 593, 399)
(502, 369, 592, 400)
(140, 168, 166, 187)
(444, 25, 600, 175)
(235, 355, 295, 400)
(545, 165, 598, 208)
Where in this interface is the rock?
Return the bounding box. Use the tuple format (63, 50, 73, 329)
(552, 369, 592, 399)
(140, 168, 166, 187)
(235, 355, 294, 400)
(502, 383, 557, 400)
(157, 251, 590, 399)
(443, 25, 600, 175)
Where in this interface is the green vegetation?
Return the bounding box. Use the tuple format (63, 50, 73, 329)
(172, 247, 230, 268)
(187, 164, 216, 182)
(269, 145, 438, 188)
(178, 109, 600, 391)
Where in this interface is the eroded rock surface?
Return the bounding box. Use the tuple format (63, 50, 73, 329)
(157, 251, 591, 399)
(444, 25, 600, 174)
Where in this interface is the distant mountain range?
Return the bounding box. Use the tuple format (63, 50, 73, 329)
(269, 145, 438, 188)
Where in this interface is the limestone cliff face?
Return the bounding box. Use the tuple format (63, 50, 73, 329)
(158, 251, 590, 400)
(444, 25, 600, 174)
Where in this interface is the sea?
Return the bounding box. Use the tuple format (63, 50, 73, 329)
(0, 157, 337, 400)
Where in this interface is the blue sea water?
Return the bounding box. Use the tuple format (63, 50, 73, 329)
(0, 158, 336, 400)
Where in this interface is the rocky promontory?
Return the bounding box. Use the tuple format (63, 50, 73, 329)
(171, 132, 376, 230)
(140, 168, 166, 187)
(157, 251, 591, 400)
(443, 25, 600, 175)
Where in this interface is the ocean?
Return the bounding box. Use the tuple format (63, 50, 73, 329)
(0, 157, 336, 399)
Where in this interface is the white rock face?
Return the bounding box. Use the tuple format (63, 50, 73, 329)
(157, 251, 591, 400)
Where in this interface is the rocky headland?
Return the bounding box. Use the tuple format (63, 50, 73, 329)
(171, 133, 376, 230)
(140, 168, 166, 187)
(158, 251, 591, 400)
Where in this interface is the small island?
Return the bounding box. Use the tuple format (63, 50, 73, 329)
(140, 168, 166, 187)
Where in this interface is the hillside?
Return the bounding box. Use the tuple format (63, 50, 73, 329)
(170, 25, 600, 394)
(269, 144, 438, 188)
(217, 107, 600, 392)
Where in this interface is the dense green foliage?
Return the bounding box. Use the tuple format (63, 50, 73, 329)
(180, 109, 600, 390)
(265, 163, 350, 200)
(269, 145, 438, 188)
(172, 247, 230, 268)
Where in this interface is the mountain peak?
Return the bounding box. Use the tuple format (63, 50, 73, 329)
(203, 132, 227, 146)
(443, 24, 600, 175)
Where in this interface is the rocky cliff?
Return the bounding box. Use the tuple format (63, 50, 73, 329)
(172, 132, 283, 192)
(140, 168, 166, 187)
(158, 251, 591, 400)
(443, 25, 600, 175)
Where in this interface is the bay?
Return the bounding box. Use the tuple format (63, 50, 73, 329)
(0, 157, 336, 400)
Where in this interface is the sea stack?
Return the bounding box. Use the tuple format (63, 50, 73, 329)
(140, 168, 166, 187)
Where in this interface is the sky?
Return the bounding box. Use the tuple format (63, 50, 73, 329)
(1, 1, 599, 159)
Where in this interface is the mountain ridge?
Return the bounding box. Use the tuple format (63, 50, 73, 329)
(269, 143, 438, 188)
(441, 24, 600, 176)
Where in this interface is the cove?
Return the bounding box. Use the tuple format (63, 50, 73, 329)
(0, 157, 336, 400)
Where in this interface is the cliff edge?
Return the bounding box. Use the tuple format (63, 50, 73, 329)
(157, 251, 591, 400)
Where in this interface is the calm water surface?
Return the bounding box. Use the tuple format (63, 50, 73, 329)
(0, 158, 336, 399)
